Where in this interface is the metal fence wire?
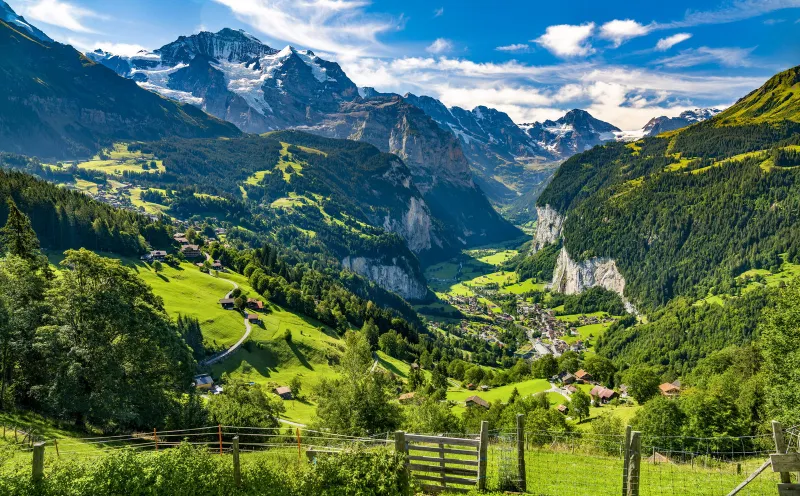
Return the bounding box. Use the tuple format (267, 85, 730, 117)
(4, 422, 795, 495)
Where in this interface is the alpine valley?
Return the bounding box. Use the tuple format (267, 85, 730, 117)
(3, 2, 800, 490)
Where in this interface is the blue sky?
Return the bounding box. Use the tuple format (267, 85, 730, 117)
(8, 0, 800, 128)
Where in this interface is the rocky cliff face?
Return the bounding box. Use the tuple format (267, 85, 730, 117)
(551, 247, 636, 313)
(531, 205, 565, 253)
(341, 256, 428, 301)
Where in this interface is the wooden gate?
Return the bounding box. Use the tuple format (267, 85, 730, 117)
(395, 421, 488, 494)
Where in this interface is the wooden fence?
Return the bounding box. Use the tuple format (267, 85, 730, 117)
(395, 420, 487, 493)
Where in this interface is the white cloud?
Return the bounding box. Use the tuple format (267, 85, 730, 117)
(20, 0, 105, 34)
(654, 46, 756, 68)
(655, 33, 692, 51)
(534, 23, 595, 58)
(426, 38, 453, 54)
(433, 7, 444, 17)
(92, 42, 148, 57)
(339, 54, 763, 129)
(664, 0, 800, 28)
(599, 19, 652, 47)
(763, 18, 786, 24)
(211, 0, 397, 56)
(495, 43, 529, 52)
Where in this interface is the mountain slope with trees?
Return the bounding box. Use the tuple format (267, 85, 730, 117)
(0, 12, 239, 160)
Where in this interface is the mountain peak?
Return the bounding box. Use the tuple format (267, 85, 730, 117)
(715, 64, 800, 125)
(0, 0, 52, 43)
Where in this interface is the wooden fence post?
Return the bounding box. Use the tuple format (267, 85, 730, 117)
(517, 414, 526, 492)
(394, 430, 406, 454)
(218, 424, 223, 455)
(627, 431, 641, 496)
(478, 420, 489, 491)
(32, 442, 45, 483)
(394, 431, 408, 481)
(772, 421, 791, 484)
(233, 436, 241, 487)
(622, 425, 632, 496)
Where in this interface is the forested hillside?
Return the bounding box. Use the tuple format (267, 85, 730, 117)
(535, 65, 800, 309)
(0, 19, 239, 159)
(0, 168, 171, 255)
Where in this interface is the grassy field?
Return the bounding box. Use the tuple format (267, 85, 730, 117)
(130, 261, 248, 349)
(448, 379, 550, 409)
(62, 143, 165, 176)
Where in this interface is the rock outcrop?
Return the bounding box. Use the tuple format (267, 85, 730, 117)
(341, 256, 428, 301)
(551, 247, 636, 313)
(531, 205, 565, 253)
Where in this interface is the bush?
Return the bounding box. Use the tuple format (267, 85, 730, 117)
(0, 444, 410, 496)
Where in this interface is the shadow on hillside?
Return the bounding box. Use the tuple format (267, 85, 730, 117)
(288, 341, 314, 371)
(378, 356, 407, 379)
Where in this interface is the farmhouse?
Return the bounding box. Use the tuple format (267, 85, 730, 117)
(174, 237, 190, 245)
(575, 370, 593, 382)
(398, 392, 416, 403)
(659, 382, 681, 397)
(247, 298, 264, 310)
(557, 404, 568, 414)
(561, 373, 576, 385)
(219, 298, 235, 310)
(246, 313, 262, 324)
(148, 250, 167, 261)
(465, 396, 489, 409)
(181, 244, 202, 258)
(590, 385, 618, 404)
(274, 386, 293, 400)
(193, 374, 214, 391)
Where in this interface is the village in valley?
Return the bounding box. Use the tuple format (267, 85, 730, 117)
(417, 244, 649, 421)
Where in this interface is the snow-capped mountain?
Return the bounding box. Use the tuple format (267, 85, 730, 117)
(521, 109, 621, 157)
(87, 29, 358, 133)
(642, 108, 722, 136)
(88, 28, 519, 251)
(0, 0, 52, 43)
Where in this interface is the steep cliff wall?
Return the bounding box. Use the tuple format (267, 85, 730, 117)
(341, 256, 428, 301)
(531, 205, 565, 253)
(551, 247, 636, 313)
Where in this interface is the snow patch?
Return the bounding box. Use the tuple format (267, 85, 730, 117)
(136, 82, 203, 105)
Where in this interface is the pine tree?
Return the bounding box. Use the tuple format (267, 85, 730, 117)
(0, 198, 40, 260)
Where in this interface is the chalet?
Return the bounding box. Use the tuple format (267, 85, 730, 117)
(398, 392, 416, 403)
(274, 386, 293, 400)
(181, 244, 202, 258)
(174, 237, 190, 245)
(466, 383, 476, 391)
(247, 298, 264, 311)
(173, 232, 186, 239)
(193, 374, 214, 391)
(465, 396, 489, 409)
(619, 384, 629, 398)
(565, 385, 578, 394)
(557, 404, 568, 415)
(480, 385, 490, 392)
(246, 313, 262, 324)
(219, 298, 235, 310)
(149, 250, 167, 261)
(410, 363, 420, 371)
(211, 260, 223, 270)
(589, 385, 618, 404)
(575, 370, 593, 383)
(561, 373, 576, 385)
(659, 382, 681, 397)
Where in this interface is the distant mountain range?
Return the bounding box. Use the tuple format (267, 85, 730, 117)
(642, 109, 722, 136)
(84, 27, 723, 211)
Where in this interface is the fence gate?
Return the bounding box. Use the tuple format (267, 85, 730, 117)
(395, 421, 488, 494)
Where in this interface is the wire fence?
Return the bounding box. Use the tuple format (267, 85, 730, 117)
(9, 425, 391, 461)
(2, 423, 793, 495)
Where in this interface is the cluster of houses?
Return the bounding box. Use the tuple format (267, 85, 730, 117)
(219, 297, 265, 324)
(173, 233, 202, 259)
(193, 374, 294, 400)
